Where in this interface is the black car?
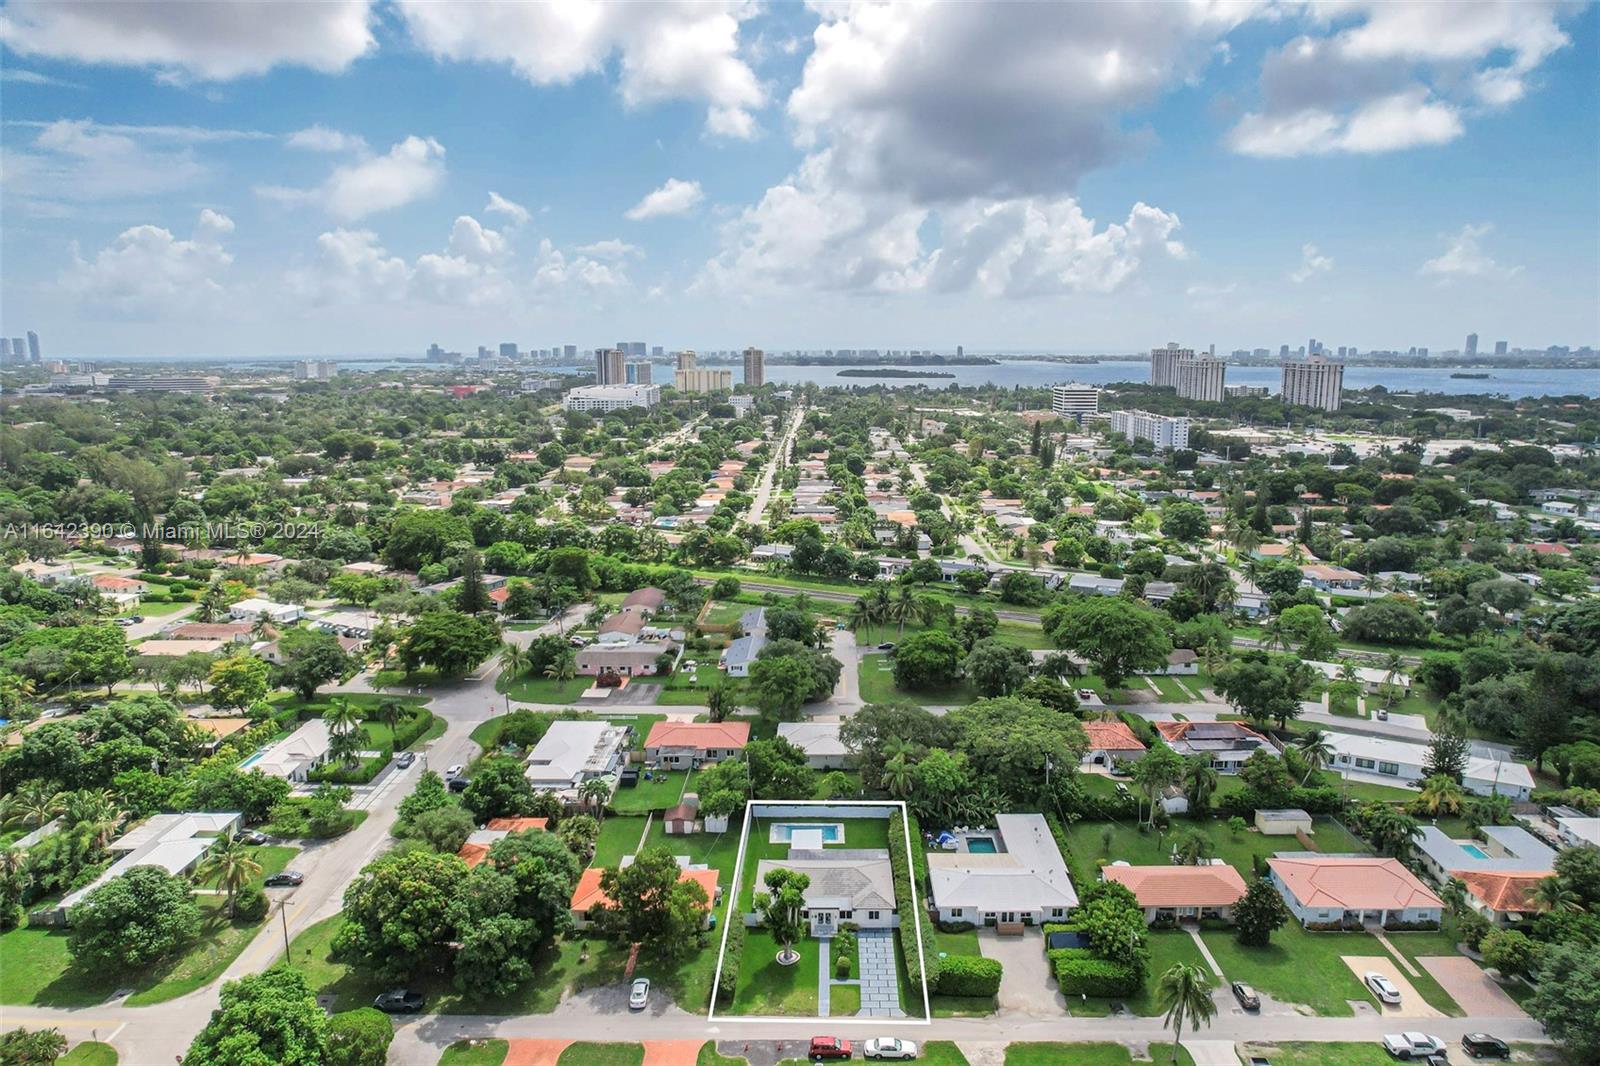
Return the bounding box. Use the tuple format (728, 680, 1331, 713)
(447, 776, 470, 792)
(877, 642, 896, 651)
(395, 751, 415, 769)
(1231, 981, 1260, 1011)
(1461, 1034, 1509, 1060)
(233, 830, 268, 846)
(373, 989, 425, 1014)
(264, 871, 304, 887)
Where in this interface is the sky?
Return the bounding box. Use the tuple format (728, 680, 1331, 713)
(2, 0, 1597, 359)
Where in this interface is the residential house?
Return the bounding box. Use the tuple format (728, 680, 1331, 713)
(1101, 862, 1248, 925)
(620, 587, 666, 616)
(168, 622, 259, 644)
(1080, 721, 1147, 767)
(644, 721, 750, 769)
(571, 860, 720, 930)
(597, 612, 646, 644)
(524, 721, 629, 799)
(1142, 648, 1199, 676)
(575, 643, 676, 677)
(227, 598, 304, 625)
(776, 721, 852, 770)
(1068, 573, 1125, 596)
(456, 816, 549, 869)
(1411, 825, 1555, 926)
(134, 638, 228, 658)
(1304, 660, 1410, 695)
(1323, 733, 1534, 800)
(1154, 721, 1276, 774)
(190, 717, 253, 753)
(754, 845, 897, 936)
(90, 573, 148, 597)
(1268, 856, 1443, 929)
(927, 814, 1078, 929)
(248, 719, 335, 782)
(1550, 809, 1600, 849)
(1299, 564, 1366, 591)
(9, 560, 77, 585)
(721, 608, 767, 677)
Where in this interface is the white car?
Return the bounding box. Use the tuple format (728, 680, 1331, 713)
(1383, 1033, 1446, 1060)
(1366, 971, 1402, 1005)
(445, 764, 464, 778)
(863, 1037, 918, 1061)
(628, 977, 650, 1010)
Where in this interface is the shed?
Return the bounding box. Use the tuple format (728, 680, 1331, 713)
(663, 794, 701, 835)
(1255, 808, 1313, 836)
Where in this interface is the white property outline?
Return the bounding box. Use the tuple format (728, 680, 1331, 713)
(706, 799, 933, 1025)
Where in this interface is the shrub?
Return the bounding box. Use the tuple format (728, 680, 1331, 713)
(233, 884, 268, 923)
(937, 954, 1002, 997)
(936, 920, 977, 934)
(326, 1007, 394, 1066)
(1051, 954, 1143, 997)
(715, 921, 745, 1007)
(888, 809, 940, 990)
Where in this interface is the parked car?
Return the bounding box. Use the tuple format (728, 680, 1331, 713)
(233, 830, 268, 846)
(395, 751, 415, 769)
(568, 635, 590, 647)
(877, 642, 896, 651)
(445, 764, 464, 778)
(1077, 688, 1097, 701)
(1366, 971, 1402, 1005)
(1383, 1033, 1446, 1060)
(1231, 981, 1260, 1011)
(808, 1036, 853, 1060)
(1460, 1034, 1509, 1060)
(264, 871, 304, 887)
(447, 776, 469, 792)
(1376, 707, 1390, 720)
(114, 617, 135, 627)
(628, 977, 650, 1010)
(373, 989, 425, 1014)
(864, 1037, 918, 1060)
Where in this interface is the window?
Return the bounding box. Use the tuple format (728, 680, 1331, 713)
(950, 909, 963, 918)
(840, 911, 853, 919)
(1378, 761, 1400, 776)
(868, 910, 880, 920)
(1050, 908, 1064, 917)
(1355, 757, 1376, 769)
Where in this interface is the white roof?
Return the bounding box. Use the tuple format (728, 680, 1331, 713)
(927, 813, 1078, 911)
(1326, 732, 1533, 791)
(60, 812, 239, 912)
(1555, 815, 1600, 846)
(755, 854, 896, 912)
(231, 597, 296, 616)
(1304, 659, 1411, 688)
(776, 721, 848, 759)
(1413, 825, 1555, 875)
(524, 721, 627, 788)
(249, 718, 332, 778)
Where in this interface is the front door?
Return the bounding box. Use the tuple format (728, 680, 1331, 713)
(1000, 911, 1016, 923)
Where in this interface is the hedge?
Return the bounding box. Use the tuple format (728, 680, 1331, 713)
(936, 954, 1002, 997)
(1214, 784, 1341, 816)
(715, 920, 745, 1007)
(1050, 952, 1143, 997)
(888, 808, 940, 991)
(309, 753, 388, 785)
(1117, 712, 1160, 748)
(387, 707, 434, 751)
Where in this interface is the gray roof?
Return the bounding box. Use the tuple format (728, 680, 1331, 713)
(756, 851, 896, 912)
(724, 633, 765, 668)
(927, 813, 1078, 911)
(1412, 825, 1556, 875)
(776, 721, 848, 758)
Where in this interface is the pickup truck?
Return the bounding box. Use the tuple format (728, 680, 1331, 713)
(1383, 1033, 1447, 1060)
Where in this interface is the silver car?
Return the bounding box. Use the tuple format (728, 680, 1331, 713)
(628, 977, 650, 1010)
(1366, 971, 1402, 1006)
(863, 1037, 918, 1060)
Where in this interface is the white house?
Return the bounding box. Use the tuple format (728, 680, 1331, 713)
(1304, 659, 1411, 695)
(228, 598, 304, 625)
(524, 721, 629, 798)
(1551, 810, 1600, 849)
(1323, 733, 1534, 800)
(926, 814, 1077, 929)
(753, 845, 898, 936)
(776, 721, 852, 770)
(247, 718, 334, 781)
(1268, 856, 1443, 929)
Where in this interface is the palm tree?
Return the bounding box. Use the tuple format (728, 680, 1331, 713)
(706, 680, 735, 724)
(329, 727, 364, 768)
(322, 697, 362, 738)
(1182, 758, 1218, 812)
(888, 584, 917, 635)
(5, 781, 62, 831)
(374, 697, 407, 741)
(579, 778, 611, 820)
(60, 789, 122, 850)
(1294, 729, 1335, 785)
(1262, 617, 1286, 652)
(1417, 775, 1466, 817)
(544, 653, 577, 683)
(1530, 876, 1582, 914)
(1156, 962, 1216, 1063)
(1381, 653, 1406, 699)
(912, 594, 945, 629)
(196, 837, 261, 918)
(882, 755, 915, 799)
(497, 641, 531, 679)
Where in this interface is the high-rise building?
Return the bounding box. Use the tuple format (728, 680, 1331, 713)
(674, 367, 732, 393)
(0, 339, 10, 360)
(1418, 347, 1428, 358)
(1253, 348, 1270, 359)
(1050, 383, 1100, 421)
(499, 342, 518, 359)
(1465, 332, 1479, 357)
(1494, 340, 1508, 356)
(1108, 410, 1189, 449)
(1173, 356, 1226, 402)
(1150, 342, 1194, 388)
(1309, 338, 1322, 356)
(674, 349, 697, 371)
(651, 346, 664, 359)
(26, 331, 40, 363)
(426, 343, 446, 362)
(625, 361, 653, 385)
(11, 338, 24, 359)
(294, 359, 339, 380)
(1278, 344, 1290, 358)
(742, 346, 765, 387)
(595, 348, 625, 385)
(563, 344, 577, 360)
(1280, 357, 1345, 411)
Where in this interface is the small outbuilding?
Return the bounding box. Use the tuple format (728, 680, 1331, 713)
(663, 794, 701, 835)
(1255, 808, 1314, 836)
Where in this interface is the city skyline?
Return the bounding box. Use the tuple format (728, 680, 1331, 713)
(1, 2, 1597, 357)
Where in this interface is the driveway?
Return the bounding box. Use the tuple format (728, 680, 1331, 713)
(1340, 956, 1441, 1018)
(977, 928, 1061, 1017)
(1421, 956, 1527, 1017)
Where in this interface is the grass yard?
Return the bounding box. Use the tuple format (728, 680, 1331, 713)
(59, 1044, 118, 1066)
(696, 1044, 747, 1066)
(196, 844, 298, 890)
(1200, 921, 1390, 1016)
(931, 924, 980, 958)
(703, 601, 750, 626)
(1147, 676, 1193, 702)
(1059, 817, 1369, 889)
(497, 673, 593, 704)
(1237, 1044, 1411, 1066)
(591, 816, 651, 868)
(1125, 930, 1212, 1016)
(135, 600, 191, 616)
(1005, 1044, 1194, 1065)
(729, 930, 819, 1015)
(736, 815, 894, 911)
(920, 1044, 973, 1066)
(438, 1040, 508, 1066)
(637, 820, 745, 899)
(829, 982, 860, 1016)
(556, 1044, 642, 1066)
(610, 769, 690, 814)
(858, 653, 979, 706)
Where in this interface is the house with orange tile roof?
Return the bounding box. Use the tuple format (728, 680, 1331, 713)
(1454, 871, 1549, 927)
(1154, 720, 1276, 774)
(644, 721, 750, 769)
(1080, 721, 1147, 767)
(1267, 856, 1443, 929)
(456, 817, 550, 869)
(1101, 863, 1248, 924)
(569, 863, 720, 930)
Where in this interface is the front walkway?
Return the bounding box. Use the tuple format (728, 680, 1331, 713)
(503, 1039, 571, 1066)
(857, 928, 903, 1017)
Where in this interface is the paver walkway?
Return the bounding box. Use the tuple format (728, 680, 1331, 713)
(641, 1040, 706, 1066)
(817, 940, 831, 1016)
(504, 1038, 572, 1066)
(1186, 926, 1225, 977)
(856, 928, 903, 1016)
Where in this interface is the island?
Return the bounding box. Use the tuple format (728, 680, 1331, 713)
(837, 368, 956, 379)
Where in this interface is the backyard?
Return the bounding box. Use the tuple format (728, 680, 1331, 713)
(858, 652, 979, 706)
(1058, 816, 1369, 889)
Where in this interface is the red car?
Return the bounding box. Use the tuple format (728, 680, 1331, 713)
(809, 1036, 853, 1060)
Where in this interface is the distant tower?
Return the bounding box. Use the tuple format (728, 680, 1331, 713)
(0, 339, 9, 360)
(742, 346, 765, 387)
(675, 349, 697, 371)
(1465, 332, 1479, 357)
(595, 348, 624, 385)
(12, 338, 25, 360)
(26, 331, 40, 363)
(1494, 340, 1508, 356)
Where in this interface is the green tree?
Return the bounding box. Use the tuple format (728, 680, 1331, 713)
(892, 628, 965, 691)
(0, 1027, 68, 1064)
(1042, 597, 1172, 690)
(1480, 928, 1537, 979)
(382, 510, 471, 571)
(336, 850, 466, 980)
(398, 610, 501, 677)
(325, 1008, 393, 1066)
(1181, 757, 1219, 812)
(196, 837, 263, 919)
(1212, 652, 1314, 729)
(460, 755, 539, 821)
(184, 967, 328, 1066)
(1156, 962, 1216, 1064)
(747, 654, 811, 721)
(1526, 942, 1600, 1063)
(1160, 502, 1210, 542)
(456, 550, 490, 615)
(69, 866, 200, 969)
(596, 846, 710, 958)
(964, 638, 1034, 697)
(745, 737, 816, 799)
(208, 654, 270, 712)
(412, 805, 476, 854)
(754, 867, 810, 964)
(273, 629, 353, 702)
(1129, 745, 1186, 826)
(946, 696, 1088, 804)
(1232, 878, 1291, 947)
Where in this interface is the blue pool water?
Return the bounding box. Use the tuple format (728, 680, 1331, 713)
(965, 837, 999, 853)
(774, 822, 842, 843)
(240, 752, 264, 768)
(1459, 843, 1489, 859)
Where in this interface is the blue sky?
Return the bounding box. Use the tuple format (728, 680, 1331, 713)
(2, 1, 1596, 358)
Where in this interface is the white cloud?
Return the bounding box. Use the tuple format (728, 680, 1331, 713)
(286, 228, 408, 305)
(1420, 223, 1521, 281)
(485, 191, 530, 226)
(1, 68, 83, 88)
(256, 135, 446, 221)
(1228, 1, 1576, 157)
(1289, 243, 1334, 284)
(575, 239, 643, 260)
(444, 215, 508, 265)
(395, 0, 764, 138)
(0, 0, 375, 80)
(286, 125, 367, 153)
(625, 178, 704, 220)
(61, 209, 234, 314)
(3, 119, 216, 204)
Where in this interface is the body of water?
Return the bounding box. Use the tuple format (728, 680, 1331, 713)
(762, 359, 1600, 398)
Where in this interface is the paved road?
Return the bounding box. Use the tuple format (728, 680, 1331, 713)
(747, 407, 804, 528)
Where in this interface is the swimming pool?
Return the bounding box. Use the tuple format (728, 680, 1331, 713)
(240, 752, 264, 768)
(965, 836, 999, 853)
(1459, 842, 1489, 859)
(769, 822, 844, 845)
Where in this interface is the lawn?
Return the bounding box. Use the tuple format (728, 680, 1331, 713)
(703, 601, 750, 626)
(729, 930, 819, 1016)
(829, 982, 860, 1016)
(1125, 930, 1212, 1016)
(696, 1044, 747, 1066)
(610, 769, 690, 814)
(1236, 1044, 1404, 1066)
(637, 820, 746, 899)
(921, 1044, 973, 1066)
(1200, 921, 1400, 1017)
(591, 816, 651, 868)
(497, 673, 593, 704)
(135, 600, 191, 616)
(438, 1040, 508, 1066)
(556, 1044, 642, 1066)
(858, 653, 979, 706)
(59, 1044, 118, 1066)
(931, 924, 980, 958)
(1059, 817, 1369, 889)
(1005, 1044, 1193, 1065)
(195, 844, 298, 891)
